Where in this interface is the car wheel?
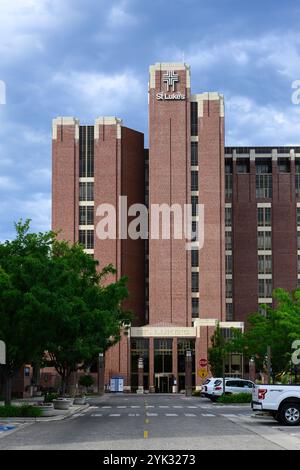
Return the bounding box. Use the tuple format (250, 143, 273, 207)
(278, 403, 300, 426)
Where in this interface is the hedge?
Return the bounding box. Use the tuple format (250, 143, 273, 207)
(0, 405, 42, 417)
(217, 393, 252, 404)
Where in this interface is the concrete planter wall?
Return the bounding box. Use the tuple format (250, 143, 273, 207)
(74, 397, 86, 405)
(37, 404, 55, 417)
(53, 399, 72, 410)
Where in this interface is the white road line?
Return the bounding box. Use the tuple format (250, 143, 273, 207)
(128, 414, 140, 417)
(166, 413, 178, 417)
(91, 414, 103, 417)
(147, 413, 158, 417)
(102, 406, 111, 409)
(117, 406, 127, 409)
(202, 414, 216, 417)
(173, 406, 183, 408)
(221, 414, 238, 417)
(109, 414, 121, 417)
(159, 406, 169, 408)
(185, 413, 197, 417)
(131, 406, 140, 409)
(146, 405, 155, 408)
(187, 406, 198, 409)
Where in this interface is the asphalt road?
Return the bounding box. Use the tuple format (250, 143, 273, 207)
(1, 394, 300, 450)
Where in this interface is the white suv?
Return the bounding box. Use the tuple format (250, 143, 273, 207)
(202, 377, 236, 398)
(206, 378, 255, 401)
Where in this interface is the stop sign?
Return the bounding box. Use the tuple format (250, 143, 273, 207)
(199, 358, 208, 368)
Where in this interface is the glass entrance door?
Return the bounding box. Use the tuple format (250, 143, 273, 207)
(155, 374, 173, 393)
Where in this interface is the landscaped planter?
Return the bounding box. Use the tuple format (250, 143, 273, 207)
(74, 397, 86, 405)
(37, 404, 55, 417)
(53, 399, 72, 410)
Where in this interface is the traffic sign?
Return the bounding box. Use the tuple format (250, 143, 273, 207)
(199, 358, 208, 368)
(198, 369, 208, 379)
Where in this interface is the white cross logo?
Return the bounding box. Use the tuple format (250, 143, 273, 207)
(163, 71, 179, 92)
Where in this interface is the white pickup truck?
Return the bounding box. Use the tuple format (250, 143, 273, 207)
(252, 384, 300, 425)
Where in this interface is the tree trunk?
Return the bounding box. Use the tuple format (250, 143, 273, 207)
(32, 362, 40, 389)
(3, 369, 12, 406)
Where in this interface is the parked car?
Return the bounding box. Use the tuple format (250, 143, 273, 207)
(206, 378, 255, 401)
(252, 384, 300, 426)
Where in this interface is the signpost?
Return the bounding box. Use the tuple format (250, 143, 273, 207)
(198, 369, 208, 380)
(199, 358, 208, 368)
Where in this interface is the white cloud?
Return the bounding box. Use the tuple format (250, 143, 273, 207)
(0, 176, 19, 191)
(52, 69, 144, 116)
(107, 0, 137, 27)
(0, 0, 76, 62)
(225, 94, 300, 146)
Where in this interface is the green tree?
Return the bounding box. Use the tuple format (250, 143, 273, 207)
(0, 221, 132, 403)
(208, 323, 228, 377)
(228, 288, 300, 380)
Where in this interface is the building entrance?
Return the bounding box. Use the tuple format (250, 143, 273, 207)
(155, 374, 173, 393)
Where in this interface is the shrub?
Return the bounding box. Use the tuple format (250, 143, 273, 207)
(0, 405, 42, 417)
(79, 375, 94, 388)
(217, 393, 252, 404)
(44, 392, 59, 403)
(192, 390, 202, 397)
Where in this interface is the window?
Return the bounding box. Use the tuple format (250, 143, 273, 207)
(225, 160, 232, 174)
(258, 255, 272, 274)
(191, 196, 198, 217)
(192, 272, 199, 292)
(297, 208, 300, 226)
(256, 160, 272, 174)
(79, 230, 94, 249)
(258, 231, 272, 250)
(154, 339, 173, 374)
(226, 279, 232, 298)
(225, 174, 232, 198)
(259, 279, 272, 298)
(191, 250, 199, 267)
(79, 206, 94, 225)
(79, 126, 94, 177)
(258, 207, 271, 226)
(191, 221, 198, 242)
(192, 298, 199, 318)
(225, 207, 232, 227)
(278, 158, 290, 173)
(226, 255, 232, 274)
(191, 171, 198, 191)
(226, 303, 233, 321)
(191, 142, 198, 166)
(296, 174, 300, 198)
(256, 174, 272, 198)
(79, 182, 94, 201)
(225, 232, 232, 250)
(191, 102, 198, 136)
(236, 159, 249, 173)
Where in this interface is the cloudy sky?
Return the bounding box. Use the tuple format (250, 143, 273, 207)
(1, 0, 300, 240)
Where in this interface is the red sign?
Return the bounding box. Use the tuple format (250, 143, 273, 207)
(199, 359, 208, 368)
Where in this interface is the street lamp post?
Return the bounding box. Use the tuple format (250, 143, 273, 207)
(249, 356, 256, 382)
(137, 357, 144, 394)
(185, 349, 192, 397)
(98, 353, 104, 395)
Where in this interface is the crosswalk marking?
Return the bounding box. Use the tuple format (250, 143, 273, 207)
(131, 406, 140, 409)
(202, 414, 216, 417)
(173, 406, 183, 408)
(166, 413, 178, 417)
(128, 414, 140, 417)
(109, 414, 121, 417)
(185, 413, 197, 417)
(159, 406, 169, 408)
(102, 406, 111, 409)
(117, 406, 127, 409)
(147, 413, 158, 417)
(187, 406, 198, 409)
